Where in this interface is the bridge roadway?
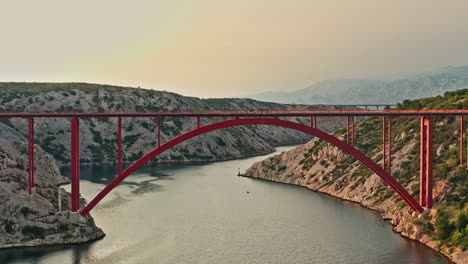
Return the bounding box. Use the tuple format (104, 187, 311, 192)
(0, 109, 466, 118)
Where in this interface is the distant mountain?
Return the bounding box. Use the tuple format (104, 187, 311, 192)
(249, 65, 468, 104)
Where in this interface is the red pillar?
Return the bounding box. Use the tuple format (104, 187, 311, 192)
(346, 116, 350, 144)
(352, 116, 355, 147)
(117, 117, 122, 175)
(71, 118, 81, 212)
(157, 117, 161, 148)
(420, 116, 433, 208)
(197, 116, 201, 128)
(461, 116, 465, 166)
(28, 118, 35, 195)
(388, 116, 392, 175)
(382, 117, 387, 171)
(309, 116, 318, 129)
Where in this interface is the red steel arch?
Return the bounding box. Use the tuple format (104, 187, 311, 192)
(81, 118, 424, 216)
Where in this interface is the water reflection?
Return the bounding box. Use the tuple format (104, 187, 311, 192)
(1, 147, 452, 264)
(61, 163, 201, 185)
(72, 244, 90, 264)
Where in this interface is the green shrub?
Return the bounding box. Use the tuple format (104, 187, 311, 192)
(4, 220, 14, 234)
(452, 230, 467, 248)
(21, 225, 46, 238)
(435, 211, 455, 240)
(422, 222, 435, 235)
(215, 137, 227, 146)
(20, 207, 30, 216)
(58, 223, 69, 232)
(456, 212, 468, 232)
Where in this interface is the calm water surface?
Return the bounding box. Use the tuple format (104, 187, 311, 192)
(0, 146, 450, 264)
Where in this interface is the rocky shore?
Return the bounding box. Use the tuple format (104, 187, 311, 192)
(0, 123, 105, 249)
(243, 151, 466, 263)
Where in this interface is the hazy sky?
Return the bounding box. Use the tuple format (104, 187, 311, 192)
(1, 0, 468, 97)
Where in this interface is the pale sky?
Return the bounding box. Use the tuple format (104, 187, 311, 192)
(1, 0, 468, 97)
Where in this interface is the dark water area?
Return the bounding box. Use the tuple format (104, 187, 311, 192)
(0, 146, 451, 264)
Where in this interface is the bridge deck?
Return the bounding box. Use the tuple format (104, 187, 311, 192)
(0, 109, 466, 118)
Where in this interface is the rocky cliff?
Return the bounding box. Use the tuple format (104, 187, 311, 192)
(0, 82, 347, 165)
(244, 89, 468, 263)
(0, 123, 104, 248)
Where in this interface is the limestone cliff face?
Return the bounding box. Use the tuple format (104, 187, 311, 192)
(0, 123, 104, 248)
(245, 91, 468, 264)
(0, 83, 347, 165)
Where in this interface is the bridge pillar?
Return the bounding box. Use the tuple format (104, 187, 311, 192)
(71, 118, 81, 212)
(381, 117, 393, 174)
(117, 117, 123, 175)
(28, 118, 35, 195)
(461, 116, 465, 166)
(347, 116, 350, 144)
(420, 116, 433, 208)
(157, 117, 161, 148)
(310, 116, 317, 128)
(382, 117, 387, 171)
(388, 116, 392, 175)
(346, 116, 355, 146)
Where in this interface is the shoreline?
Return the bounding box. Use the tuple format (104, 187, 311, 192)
(0, 233, 105, 251)
(240, 173, 456, 264)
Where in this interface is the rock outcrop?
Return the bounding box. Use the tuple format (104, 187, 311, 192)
(0, 123, 104, 248)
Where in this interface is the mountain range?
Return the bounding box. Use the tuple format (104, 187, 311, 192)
(248, 65, 468, 104)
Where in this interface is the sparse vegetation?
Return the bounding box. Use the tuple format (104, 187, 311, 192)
(21, 225, 46, 238)
(20, 207, 30, 217)
(248, 89, 468, 255)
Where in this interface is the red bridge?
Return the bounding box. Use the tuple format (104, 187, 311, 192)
(2, 109, 466, 216)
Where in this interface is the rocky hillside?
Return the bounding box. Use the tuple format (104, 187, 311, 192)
(249, 65, 468, 104)
(0, 123, 104, 248)
(0, 82, 347, 165)
(244, 89, 467, 263)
